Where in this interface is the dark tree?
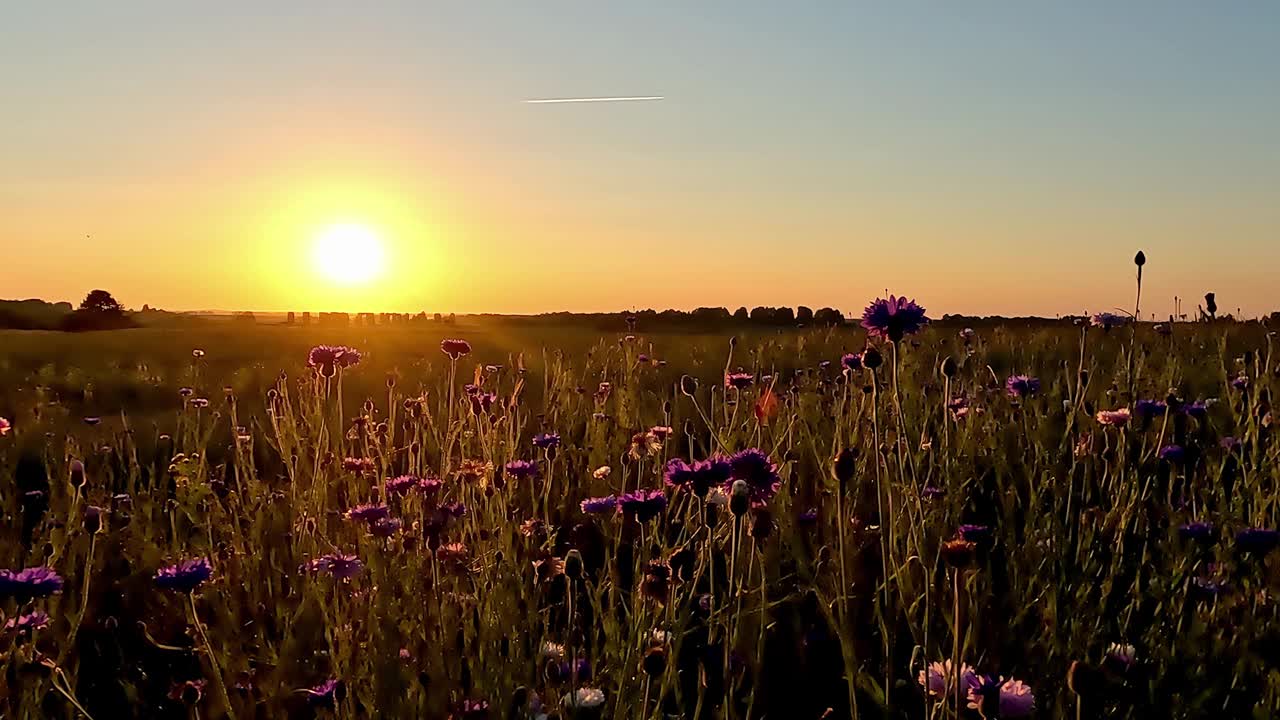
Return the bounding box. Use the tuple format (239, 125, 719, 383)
(775, 306, 795, 325)
(796, 306, 814, 325)
(733, 307, 750, 322)
(814, 307, 845, 326)
(79, 290, 124, 314)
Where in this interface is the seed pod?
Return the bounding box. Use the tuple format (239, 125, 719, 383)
(643, 646, 667, 677)
(730, 480, 750, 517)
(564, 549, 584, 580)
(941, 356, 958, 378)
(1134, 250, 1146, 267)
(862, 347, 883, 370)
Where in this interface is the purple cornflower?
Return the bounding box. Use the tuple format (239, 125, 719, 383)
(957, 524, 994, 545)
(386, 475, 418, 497)
(727, 448, 781, 506)
(689, 457, 732, 497)
(725, 372, 754, 390)
(346, 504, 390, 523)
(0, 567, 65, 600)
(1182, 401, 1210, 419)
(1179, 521, 1215, 544)
(1158, 445, 1186, 463)
(533, 433, 561, 449)
(1231, 375, 1250, 391)
(840, 353, 863, 372)
(580, 495, 619, 515)
(1005, 375, 1041, 398)
(505, 460, 539, 480)
(1189, 577, 1227, 601)
(1220, 436, 1242, 452)
(304, 554, 363, 580)
(966, 675, 1035, 718)
(1134, 399, 1167, 418)
(470, 391, 497, 416)
(860, 295, 930, 342)
(919, 660, 976, 699)
(618, 489, 668, 523)
(153, 559, 213, 593)
(440, 339, 472, 359)
(308, 345, 361, 374)
(3, 610, 50, 635)
(1090, 312, 1131, 330)
(1235, 528, 1280, 555)
(798, 508, 819, 527)
(663, 459, 695, 489)
(441, 502, 467, 518)
(305, 679, 343, 708)
(416, 476, 443, 496)
(369, 518, 403, 538)
(922, 485, 945, 500)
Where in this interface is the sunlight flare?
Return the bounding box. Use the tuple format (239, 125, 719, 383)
(311, 223, 387, 285)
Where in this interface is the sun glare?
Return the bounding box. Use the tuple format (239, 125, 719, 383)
(312, 223, 387, 284)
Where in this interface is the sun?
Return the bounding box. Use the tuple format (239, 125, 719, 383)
(311, 223, 387, 284)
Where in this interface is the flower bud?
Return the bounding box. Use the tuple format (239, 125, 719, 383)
(729, 480, 750, 517)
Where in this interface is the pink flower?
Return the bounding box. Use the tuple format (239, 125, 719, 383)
(1095, 408, 1132, 427)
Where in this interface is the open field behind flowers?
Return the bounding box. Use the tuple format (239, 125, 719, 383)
(2, 305, 1279, 719)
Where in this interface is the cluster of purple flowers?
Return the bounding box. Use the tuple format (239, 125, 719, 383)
(0, 567, 64, 599)
(505, 460, 539, 480)
(917, 662, 1035, 717)
(533, 432, 561, 449)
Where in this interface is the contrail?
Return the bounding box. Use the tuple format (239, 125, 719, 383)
(524, 96, 664, 104)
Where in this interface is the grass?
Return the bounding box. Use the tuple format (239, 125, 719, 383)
(0, 317, 1277, 719)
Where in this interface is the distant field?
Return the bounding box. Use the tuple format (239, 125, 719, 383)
(1, 318, 1277, 718)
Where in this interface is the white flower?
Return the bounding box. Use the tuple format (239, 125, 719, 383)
(562, 687, 606, 709)
(592, 466, 612, 480)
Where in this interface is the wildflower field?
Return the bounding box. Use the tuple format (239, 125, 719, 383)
(2, 295, 1279, 718)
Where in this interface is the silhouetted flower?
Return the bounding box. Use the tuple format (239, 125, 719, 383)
(619, 490, 667, 523)
(533, 433, 561, 449)
(725, 372, 754, 390)
(861, 295, 930, 342)
(727, 448, 781, 506)
(1235, 528, 1280, 555)
(1158, 445, 1186, 463)
(342, 457, 376, 475)
(1105, 643, 1137, 672)
(1135, 399, 1167, 418)
(663, 459, 695, 489)
(440, 339, 472, 359)
(957, 524, 993, 545)
(1179, 521, 1215, 544)
(1181, 401, 1210, 419)
(1189, 577, 1227, 602)
(308, 345, 361, 374)
(154, 559, 212, 593)
(580, 496, 618, 515)
(941, 539, 977, 568)
(1095, 408, 1131, 427)
(798, 508, 819, 527)
(1220, 436, 1242, 452)
(1090, 313, 1130, 330)
(841, 353, 863, 372)
(1005, 375, 1041, 398)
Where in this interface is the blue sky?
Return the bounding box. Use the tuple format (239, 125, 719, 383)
(2, 3, 1277, 315)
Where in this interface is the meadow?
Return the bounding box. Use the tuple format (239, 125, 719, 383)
(1, 304, 1278, 719)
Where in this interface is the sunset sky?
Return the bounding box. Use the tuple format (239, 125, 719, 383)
(3, 3, 1277, 317)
